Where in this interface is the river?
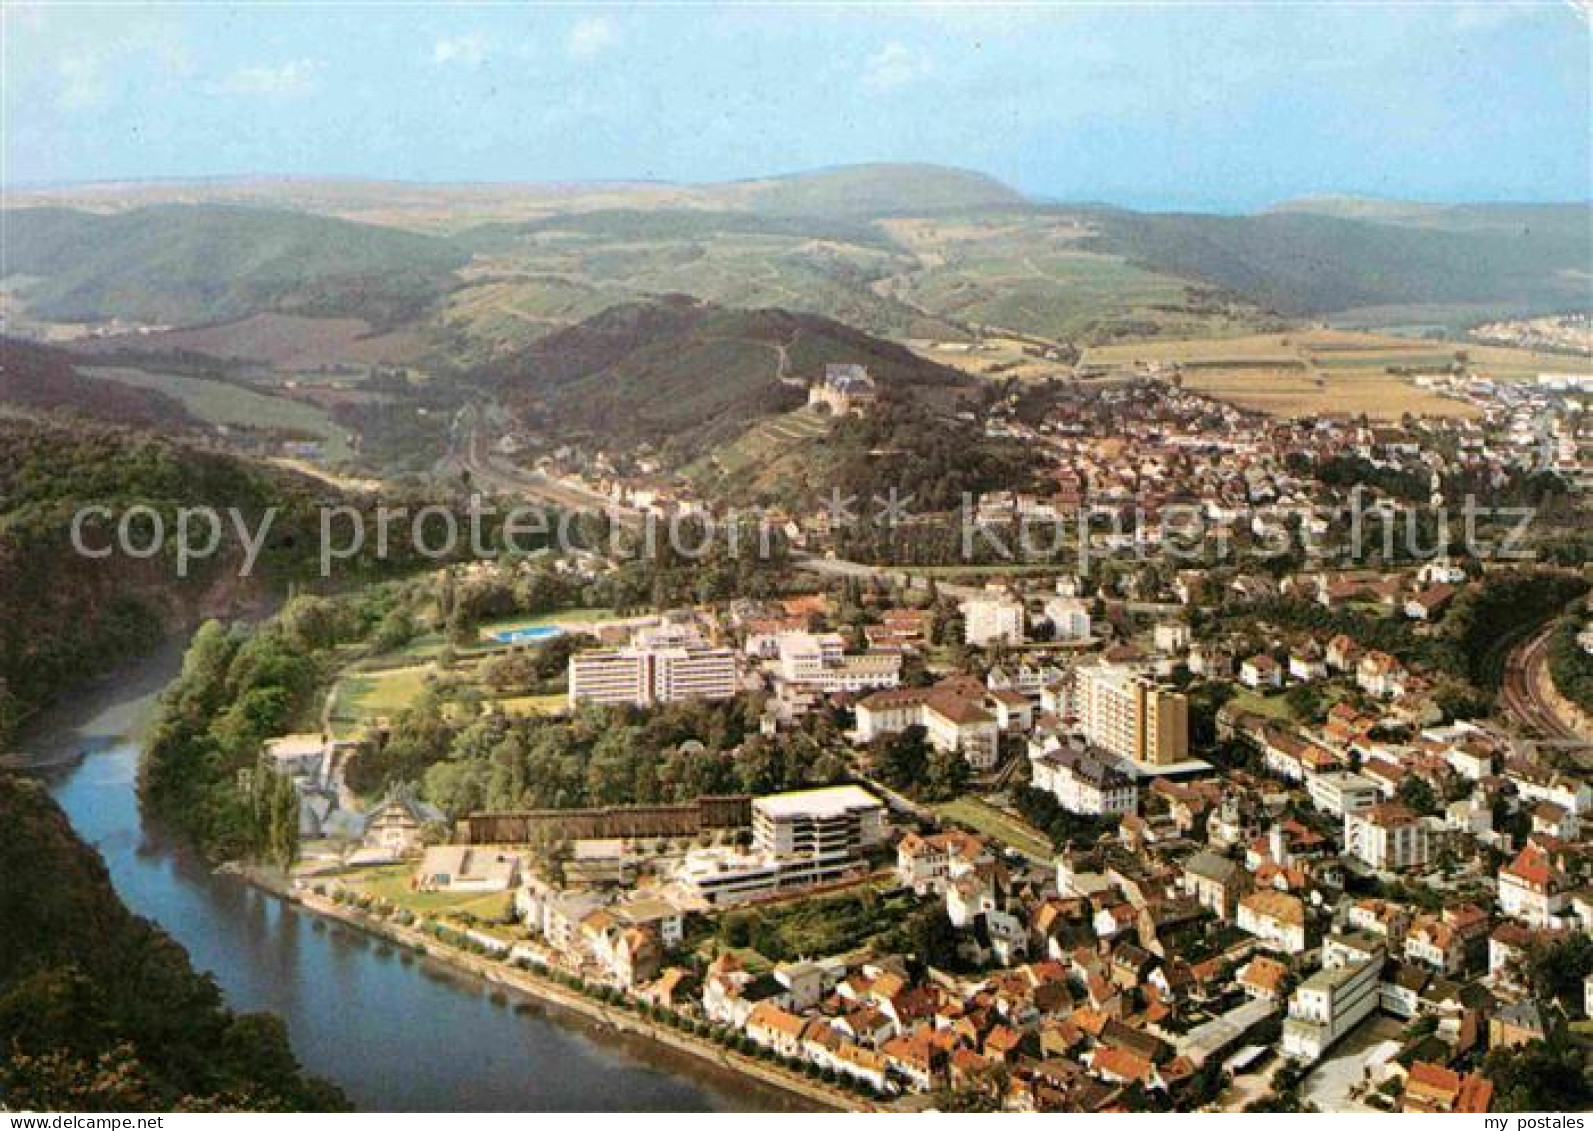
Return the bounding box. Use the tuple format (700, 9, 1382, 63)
(20, 647, 808, 1112)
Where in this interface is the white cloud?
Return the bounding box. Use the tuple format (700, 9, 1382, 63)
(56, 52, 108, 110)
(863, 41, 931, 91)
(566, 16, 616, 60)
(433, 33, 489, 66)
(217, 58, 323, 97)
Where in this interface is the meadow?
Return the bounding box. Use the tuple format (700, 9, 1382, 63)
(1079, 329, 1593, 419)
(80, 365, 355, 459)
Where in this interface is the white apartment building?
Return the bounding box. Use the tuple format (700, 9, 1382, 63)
(1281, 940, 1385, 1061)
(679, 785, 885, 906)
(569, 624, 738, 708)
(775, 632, 901, 694)
(1344, 803, 1429, 872)
(1306, 770, 1381, 819)
(1075, 663, 1189, 766)
(1044, 596, 1092, 641)
(963, 593, 1026, 647)
(1029, 742, 1139, 817)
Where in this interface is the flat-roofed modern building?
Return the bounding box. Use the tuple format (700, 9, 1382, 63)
(753, 785, 886, 860)
(568, 625, 738, 708)
(679, 786, 885, 906)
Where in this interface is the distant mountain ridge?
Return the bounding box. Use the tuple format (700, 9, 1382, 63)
(4, 165, 1587, 348)
(3, 204, 468, 327)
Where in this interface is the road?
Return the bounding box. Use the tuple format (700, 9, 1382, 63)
(453, 408, 643, 524)
(1501, 622, 1590, 746)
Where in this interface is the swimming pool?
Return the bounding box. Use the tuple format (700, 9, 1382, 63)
(492, 625, 563, 645)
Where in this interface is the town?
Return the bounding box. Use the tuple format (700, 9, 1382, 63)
(212, 359, 1593, 1114)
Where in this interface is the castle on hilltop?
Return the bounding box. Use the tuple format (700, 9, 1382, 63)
(808, 363, 878, 416)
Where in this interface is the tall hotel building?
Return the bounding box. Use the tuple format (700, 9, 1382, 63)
(568, 622, 738, 708)
(1076, 663, 1189, 766)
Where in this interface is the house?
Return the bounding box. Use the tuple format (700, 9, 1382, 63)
(1498, 843, 1568, 927)
(1288, 643, 1328, 683)
(807, 363, 877, 416)
(1506, 759, 1591, 815)
(264, 733, 333, 786)
(1325, 634, 1361, 672)
(746, 1002, 807, 1059)
(1402, 914, 1466, 975)
(1236, 955, 1290, 1001)
(612, 927, 664, 989)
(1344, 803, 1428, 872)
(896, 830, 990, 895)
(1401, 1062, 1493, 1114)
(415, 846, 521, 892)
(1404, 584, 1458, 621)
(1490, 1000, 1548, 1049)
(1030, 742, 1139, 817)
(855, 687, 1001, 770)
(1357, 651, 1409, 698)
(1237, 890, 1308, 954)
(349, 788, 443, 864)
(1180, 849, 1248, 920)
(1240, 654, 1282, 690)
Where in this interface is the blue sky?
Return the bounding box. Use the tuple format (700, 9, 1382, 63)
(4, 2, 1589, 210)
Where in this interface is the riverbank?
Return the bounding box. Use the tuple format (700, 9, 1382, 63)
(240, 866, 867, 1113)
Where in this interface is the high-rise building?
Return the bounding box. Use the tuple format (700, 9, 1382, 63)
(569, 622, 738, 708)
(1075, 663, 1188, 766)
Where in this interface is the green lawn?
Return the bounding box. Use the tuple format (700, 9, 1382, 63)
(491, 692, 568, 717)
(340, 864, 514, 921)
(932, 796, 1054, 861)
(335, 664, 435, 720)
(1229, 688, 1295, 721)
(81, 366, 354, 461)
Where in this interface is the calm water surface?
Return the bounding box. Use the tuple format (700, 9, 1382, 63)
(27, 648, 806, 1112)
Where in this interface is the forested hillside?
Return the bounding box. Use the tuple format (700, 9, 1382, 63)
(4, 204, 468, 326)
(0, 417, 330, 747)
(485, 295, 969, 456)
(0, 337, 200, 430)
(0, 774, 346, 1111)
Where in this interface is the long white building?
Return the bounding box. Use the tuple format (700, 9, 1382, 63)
(569, 622, 738, 708)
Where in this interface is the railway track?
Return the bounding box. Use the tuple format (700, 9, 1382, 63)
(1500, 624, 1589, 746)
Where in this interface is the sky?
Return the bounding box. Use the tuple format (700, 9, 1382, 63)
(4, 2, 1589, 211)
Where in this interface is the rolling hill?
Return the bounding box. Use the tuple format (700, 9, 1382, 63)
(3, 204, 469, 327)
(0, 337, 200, 430)
(4, 168, 1586, 358)
(1086, 206, 1591, 319)
(485, 294, 970, 455)
(711, 162, 1027, 218)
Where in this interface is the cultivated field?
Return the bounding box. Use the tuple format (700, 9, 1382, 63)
(72, 312, 430, 370)
(79, 365, 355, 458)
(1079, 329, 1593, 419)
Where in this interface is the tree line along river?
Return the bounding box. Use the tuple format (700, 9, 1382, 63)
(23, 641, 806, 1113)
